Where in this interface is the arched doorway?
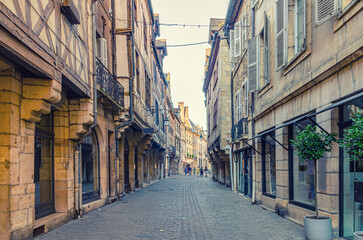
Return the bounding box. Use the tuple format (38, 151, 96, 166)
(124, 138, 130, 192)
(81, 130, 100, 203)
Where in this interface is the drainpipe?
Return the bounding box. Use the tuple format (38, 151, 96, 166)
(114, 0, 136, 197)
(251, 91, 256, 204)
(73, 0, 98, 219)
(230, 66, 234, 191)
(111, 0, 118, 201)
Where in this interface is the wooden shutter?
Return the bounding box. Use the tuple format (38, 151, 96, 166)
(230, 30, 235, 70)
(275, 0, 286, 70)
(238, 90, 242, 120)
(263, 12, 270, 83)
(315, 0, 337, 25)
(248, 36, 259, 92)
(235, 21, 242, 57)
(244, 84, 249, 117)
(242, 14, 247, 50)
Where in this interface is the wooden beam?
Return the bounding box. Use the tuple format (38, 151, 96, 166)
(115, 28, 132, 34)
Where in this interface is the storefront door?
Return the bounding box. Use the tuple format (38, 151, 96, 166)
(239, 148, 252, 198)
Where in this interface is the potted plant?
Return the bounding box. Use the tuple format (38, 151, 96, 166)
(338, 112, 363, 240)
(290, 124, 336, 240)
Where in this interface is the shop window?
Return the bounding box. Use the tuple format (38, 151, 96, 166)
(340, 97, 363, 238)
(262, 131, 276, 197)
(34, 112, 55, 219)
(289, 116, 316, 209)
(81, 131, 100, 203)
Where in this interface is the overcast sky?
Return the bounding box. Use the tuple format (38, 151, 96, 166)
(152, 0, 229, 129)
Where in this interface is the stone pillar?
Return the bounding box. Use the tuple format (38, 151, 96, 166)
(225, 158, 231, 187)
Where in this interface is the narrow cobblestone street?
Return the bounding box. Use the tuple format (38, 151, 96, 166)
(39, 176, 304, 240)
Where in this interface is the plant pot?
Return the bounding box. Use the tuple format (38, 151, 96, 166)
(304, 215, 332, 240)
(354, 231, 363, 240)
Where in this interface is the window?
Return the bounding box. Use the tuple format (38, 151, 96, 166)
(60, 0, 80, 25)
(275, 0, 306, 69)
(134, 0, 138, 25)
(145, 71, 151, 107)
(81, 130, 100, 203)
(136, 52, 140, 92)
(96, 37, 108, 67)
(315, 0, 339, 25)
(213, 99, 218, 129)
(143, 16, 147, 52)
(34, 112, 55, 219)
(262, 132, 276, 197)
(244, 83, 249, 117)
(247, 36, 259, 92)
(235, 89, 242, 124)
(155, 100, 159, 125)
(213, 62, 219, 90)
(153, 62, 157, 83)
(289, 116, 316, 209)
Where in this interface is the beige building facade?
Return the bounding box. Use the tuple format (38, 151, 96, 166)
(203, 18, 232, 186)
(224, 0, 363, 238)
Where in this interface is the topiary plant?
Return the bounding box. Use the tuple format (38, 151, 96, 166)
(339, 112, 363, 163)
(290, 124, 336, 219)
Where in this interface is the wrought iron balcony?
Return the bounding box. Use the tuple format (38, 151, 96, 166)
(169, 146, 176, 155)
(232, 118, 248, 141)
(96, 59, 124, 108)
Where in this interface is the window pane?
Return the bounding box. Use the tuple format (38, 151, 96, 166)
(296, 0, 304, 52)
(82, 133, 99, 196)
(263, 133, 276, 195)
(35, 137, 53, 204)
(343, 98, 363, 122)
(292, 117, 316, 206)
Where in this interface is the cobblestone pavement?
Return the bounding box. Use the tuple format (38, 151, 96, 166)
(39, 176, 305, 240)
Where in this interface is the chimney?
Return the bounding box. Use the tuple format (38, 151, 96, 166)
(178, 102, 185, 118)
(185, 106, 189, 119)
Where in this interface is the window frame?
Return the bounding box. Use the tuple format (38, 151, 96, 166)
(262, 131, 277, 198)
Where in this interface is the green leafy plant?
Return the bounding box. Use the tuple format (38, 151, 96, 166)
(290, 124, 336, 219)
(339, 112, 363, 163)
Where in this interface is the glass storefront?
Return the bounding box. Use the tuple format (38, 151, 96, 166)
(81, 131, 100, 203)
(341, 97, 363, 238)
(289, 116, 316, 208)
(262, 132, 276, 196)
(34, 112, 55, 219)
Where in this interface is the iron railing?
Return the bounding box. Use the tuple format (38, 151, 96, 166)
(232, 118, 248, 141)
(96, 59, 124, 107)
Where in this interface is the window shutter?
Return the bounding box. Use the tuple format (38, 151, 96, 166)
(263, 12, 270, 83)
(275, 0, 286, 70)
(248, 36, 259, 92)
(103, 38, 108, 67)
(230, 30, 235, 70)
(238, 90, 242, 120)
(242, 14, 247, 50)
(235, 21, 242, 57)
(244, 85, 249, 117)
(315, 0, 337, 25)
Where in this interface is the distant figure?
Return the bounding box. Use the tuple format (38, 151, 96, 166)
(200, 168, 204, 177)
(193, 167, 196, 175)
(184, 167, 187, 175)
(196, 167, 200, 176)
(204, 167, 208, 177)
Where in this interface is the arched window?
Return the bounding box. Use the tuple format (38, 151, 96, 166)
(81, 130, 100, 203)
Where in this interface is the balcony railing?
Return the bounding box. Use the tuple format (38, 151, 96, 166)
(96, 59, 124, 108)
(169, 146, 176, 155)
(232, 118, 248, 141)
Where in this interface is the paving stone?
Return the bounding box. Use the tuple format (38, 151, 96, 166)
(39, 176, 305, 240)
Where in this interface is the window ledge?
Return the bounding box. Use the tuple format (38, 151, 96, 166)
(258, 82, 272, 99)
(283, 46, 311, 75)
(334, 0, 362, 32)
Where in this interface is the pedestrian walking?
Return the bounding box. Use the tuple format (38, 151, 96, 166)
(193, 167, 196, 176)
(196, 167, 200, 177)
(200, 168, 204, 177)
(184, 167, 187, 175)
(204, 167, 208, 177)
